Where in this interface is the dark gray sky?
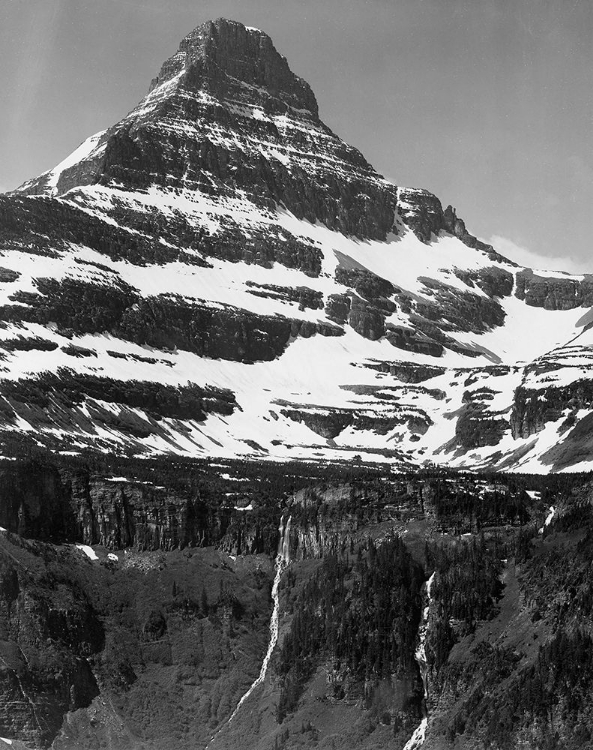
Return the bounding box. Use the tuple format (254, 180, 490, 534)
(2, 0, 592, 271)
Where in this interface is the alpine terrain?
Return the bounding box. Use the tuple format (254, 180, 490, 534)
(2, 17, 593, 750)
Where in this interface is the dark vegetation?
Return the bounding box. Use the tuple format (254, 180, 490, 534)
(425, 476, 532, 533)
(0, 265, 21, 282)
(1, 450, 593, 749)
(0, 532, 273, 749)
(0, 336, 59, 352)
(426, 535, 506, 670)
(477, 630, 593, 750)
(277, 537, 423, 722)
(427, 479, 593, 750)
(519, 490, 593, 626)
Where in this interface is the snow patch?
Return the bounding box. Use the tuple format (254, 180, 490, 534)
(42, 130, 106, 195)
(76, 544, 99, 561)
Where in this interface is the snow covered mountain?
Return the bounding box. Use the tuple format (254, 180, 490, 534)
(2, 17, 593, 472)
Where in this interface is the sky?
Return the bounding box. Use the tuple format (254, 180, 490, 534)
(1, 0, 592, 273)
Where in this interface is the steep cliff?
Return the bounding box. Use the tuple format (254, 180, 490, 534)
(2, 457, 588, 750)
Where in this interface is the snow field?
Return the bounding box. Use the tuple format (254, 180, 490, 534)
(4, 176, 593, 469)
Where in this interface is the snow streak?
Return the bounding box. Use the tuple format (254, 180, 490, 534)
(206, 516, 291, 748)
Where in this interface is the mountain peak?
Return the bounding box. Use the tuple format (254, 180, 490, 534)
(4, 19, 593, 476)
(148, 17, 319, 117)
(15, 17, 393, 239)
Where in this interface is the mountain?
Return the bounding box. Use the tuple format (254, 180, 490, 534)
(3, 18, 593, 473)
(3, 18, 593, 750)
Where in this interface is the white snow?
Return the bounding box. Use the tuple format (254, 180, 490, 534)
(24, 130, 106, 196)
(76, 544, 99, 561)
(5, 150, 593, 471)
(454, 294, 586, 365)
(524, 268, 585, 281)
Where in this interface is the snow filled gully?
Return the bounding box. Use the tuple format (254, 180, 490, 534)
(206, 516, 292, 749)
(403, 572, 435, 750)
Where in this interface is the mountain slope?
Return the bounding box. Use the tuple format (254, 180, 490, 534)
(2, 459, 592, 750)
(2, 18, 593, 472)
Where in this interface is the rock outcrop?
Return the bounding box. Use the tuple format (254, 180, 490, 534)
(515, 269, 593, 310)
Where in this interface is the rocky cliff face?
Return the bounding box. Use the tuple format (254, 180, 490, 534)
(0, 536, 103, 747)
(19, 19, 397, 242)
(0, 461, 283, 555)
(515, 268, 593, 310)
(0, 462, 403, 558)
(0, 520, 283, 750)
(3, 459, 581, 750)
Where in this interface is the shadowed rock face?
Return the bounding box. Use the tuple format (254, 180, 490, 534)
(515, 268, 593, 310)
(16, 19, 493, 250)
(0, 540, 103, 748)
(20, 19, 397, 242)
(149, 19, 320, 115)
(0, 462, 276, 554)
(511, 380, 593, 441)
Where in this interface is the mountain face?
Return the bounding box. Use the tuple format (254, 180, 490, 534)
(2, 17, 593, 473)
(3, 19, 593, 750)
